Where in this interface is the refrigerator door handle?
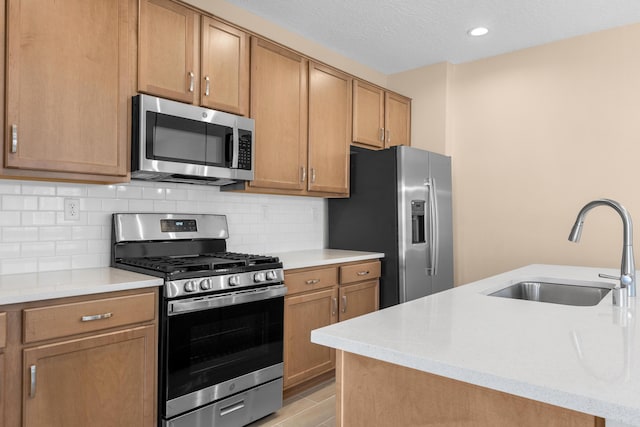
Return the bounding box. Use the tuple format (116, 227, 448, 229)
(425, 178, 439, 276)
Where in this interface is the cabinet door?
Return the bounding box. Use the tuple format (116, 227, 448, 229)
(385, 92, 411, 147)
(352, 80, 385, 149)
(201, 16, 249, 115)
(284, 287, 338, 388)
(308, 63, 351, 194)
(139, 0, 199, 103)
(5, 0, 131, 177)
(250, 38, 308, 191)
(23, 326, 156, 427)
(339, 280, 379, 322)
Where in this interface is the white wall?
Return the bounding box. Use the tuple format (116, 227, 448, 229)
(0, 180, 326, 275)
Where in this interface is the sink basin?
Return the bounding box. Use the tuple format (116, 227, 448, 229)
(489, 280, 612, 306)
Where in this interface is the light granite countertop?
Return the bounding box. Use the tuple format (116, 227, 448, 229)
(311, 264, 640, 426)
(0, 267, 163, 305)
(268, 249, 384, 270)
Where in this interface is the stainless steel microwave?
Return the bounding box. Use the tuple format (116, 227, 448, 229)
(131, 94, 254, 185)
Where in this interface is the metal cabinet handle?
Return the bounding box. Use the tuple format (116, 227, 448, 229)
(188, 71, 195, 92)
(11, 124, 18, 153)
(332, 297, 337, 316)
(386, 129, 391, 144)
(311, 168, 316, 183)
(379, 128, 385, 142)
(81, 312, 113, 322)
(29, 365, 37, 398)
(341, 295, 347, 313)
(301, 167, 307, 182)
(204, 76, 211, 96)
(305, 279, 320, 285)
(356, 271, 370, 276)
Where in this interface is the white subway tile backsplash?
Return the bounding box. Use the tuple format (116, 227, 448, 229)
(21, 211, 56, 226)
(39, 226, 72, 241)
(87, 184, 117, 198)
(22, 241, 56, 257)
(21, 183, 56, 196)
(2, 195, 39, 210)
(0, 211, 21, 226)
(2, 226, 39, 242)
(1, 180, 327, 274)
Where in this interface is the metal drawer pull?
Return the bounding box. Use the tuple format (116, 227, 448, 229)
(357, 271, 370, 276)
(81, 312, 113, 322)
(379, 128, 385, 142)
(301, 166, 307, 182)
(305, 279, 320, 285)
(29, 365, 37, 398)
(220, 400, 245, 417)
(341, 295, 347, 313)
(311, 168, 316, 183)
(332, 297, 337, 316)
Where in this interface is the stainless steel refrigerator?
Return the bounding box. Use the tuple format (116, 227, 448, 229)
(329, 146, 453, 308)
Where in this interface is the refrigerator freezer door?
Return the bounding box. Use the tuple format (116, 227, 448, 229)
(428, 152, 454, 294)
(397, 147, 433, 302)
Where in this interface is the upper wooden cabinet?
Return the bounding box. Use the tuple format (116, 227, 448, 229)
(307, 62, 351, 195)
(232, 40, 350, 197)
(3, 0, 133, 182)
(138, 0, 250, 115)
(248, 38, 308, 192)
(353, 80, 411, 149)
(385, 91, 411, 148)
(138, 0, 199, 104)
(200, 16, 250, 115)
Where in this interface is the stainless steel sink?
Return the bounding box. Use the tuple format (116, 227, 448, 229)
(489, 281, 611, 306)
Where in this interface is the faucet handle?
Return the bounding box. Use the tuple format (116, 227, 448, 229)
(599, 273, 633, 285)
(599, 273, 622, 281)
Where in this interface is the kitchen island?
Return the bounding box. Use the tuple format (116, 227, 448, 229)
(311, 264, 640, 427)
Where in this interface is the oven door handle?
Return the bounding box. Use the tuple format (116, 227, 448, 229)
(168, 285, 287, 315)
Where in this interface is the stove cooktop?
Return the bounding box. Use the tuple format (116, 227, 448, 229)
(117, 252, 281, 277)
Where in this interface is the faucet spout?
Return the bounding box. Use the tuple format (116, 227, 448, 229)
(568, 199, 636, 298)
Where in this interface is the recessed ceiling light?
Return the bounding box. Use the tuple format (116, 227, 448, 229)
(468, 27, 489, 37)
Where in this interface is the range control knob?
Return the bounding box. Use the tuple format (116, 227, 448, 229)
(228, 275, 241, 287)
(200, 278, 212, 291)
(183, 280, 198, 293)
(253, 272, 266, 283)
(266, 270, 277, 281)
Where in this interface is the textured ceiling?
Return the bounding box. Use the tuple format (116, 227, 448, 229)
(223, 0, 640, 74)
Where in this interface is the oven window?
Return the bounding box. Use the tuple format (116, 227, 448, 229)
(165, 296, 284, 400)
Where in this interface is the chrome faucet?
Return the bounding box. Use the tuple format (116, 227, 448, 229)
(568, 199, 636, 301)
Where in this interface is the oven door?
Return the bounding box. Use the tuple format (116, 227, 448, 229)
(162, 285, 286, 419)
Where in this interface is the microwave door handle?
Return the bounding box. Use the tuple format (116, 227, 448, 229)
(231, 126, 239, 169)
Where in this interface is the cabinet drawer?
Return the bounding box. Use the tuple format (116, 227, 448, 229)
(340, 261, 381, 284)
(0, 312, 6, 349)
(23, 292, 156, 343)
(285, 267, 339, 295)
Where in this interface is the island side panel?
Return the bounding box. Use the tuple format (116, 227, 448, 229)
(336, 351, 605, 427)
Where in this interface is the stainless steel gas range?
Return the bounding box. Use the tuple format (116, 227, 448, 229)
(111, 213, 286, 427)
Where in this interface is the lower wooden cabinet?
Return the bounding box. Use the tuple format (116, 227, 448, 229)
(284, 287, 338, 388)
(283, 260, 380, 392)
(23, 326, 155, 427)
(338, 280, 379, 322)
(0, 288, 158, 427)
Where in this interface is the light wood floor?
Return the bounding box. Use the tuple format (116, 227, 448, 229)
(250, 380, 336, 427)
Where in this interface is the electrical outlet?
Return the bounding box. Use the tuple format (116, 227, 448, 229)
(64, 198, 80, 221)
